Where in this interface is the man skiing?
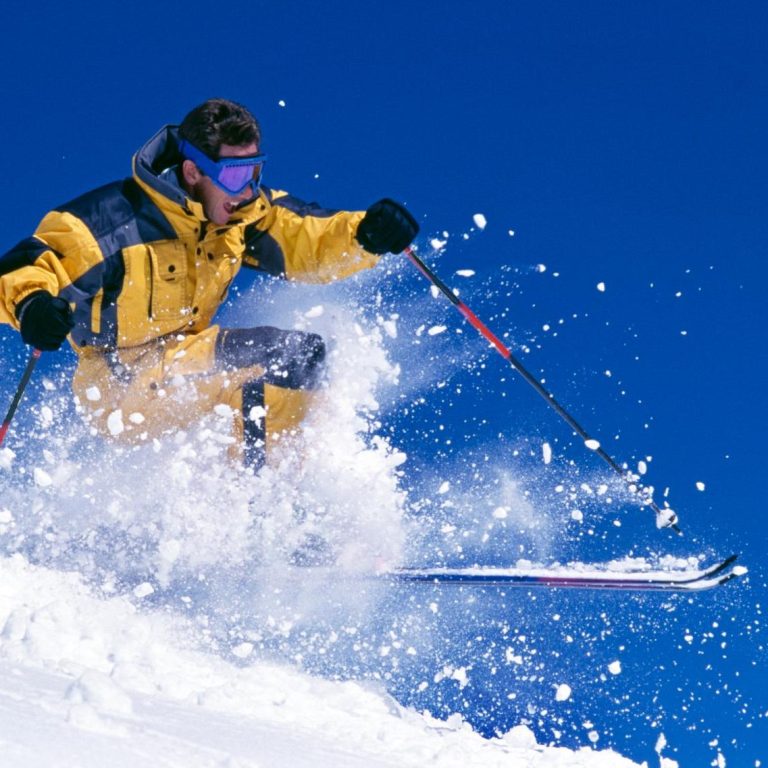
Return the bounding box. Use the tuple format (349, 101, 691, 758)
(0, 98, 418, 469)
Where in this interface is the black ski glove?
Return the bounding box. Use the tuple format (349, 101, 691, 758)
(356, 198, 419, 255)
(16, 290, 74, 351)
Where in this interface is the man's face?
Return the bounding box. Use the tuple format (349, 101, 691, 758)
(182, 142, 260, 226)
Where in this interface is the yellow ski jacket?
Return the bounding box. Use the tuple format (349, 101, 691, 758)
(0, 125, 379, 352)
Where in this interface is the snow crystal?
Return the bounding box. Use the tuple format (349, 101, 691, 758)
(85, 386, 101, 402)
(542, 442, 552, 464)
(427, 325, 447, 336)
(638, 460, 647, 475)
(106, 410, 124, 436)
(33, 468, 53, 487)
(278, 99, 286, 107)
(696, 481, 706, 491)
(472, 213, 487, 230)
(429, 237, 447, 251)
(555, 684, 572, 701)
(304, 305, 324, 318)
(597, 282, 606, 292)
(608, 660, 622, 675)
(535, 263, 547, 273)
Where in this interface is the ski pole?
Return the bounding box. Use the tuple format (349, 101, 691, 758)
(0, 348, 42, 447)
(403, 247, 682, 534)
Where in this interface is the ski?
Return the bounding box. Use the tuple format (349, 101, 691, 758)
(385, 554, 744, 592)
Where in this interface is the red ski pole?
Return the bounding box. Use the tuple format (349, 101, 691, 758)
(403, 247, 681, 534)
(0, 348, 42, 447)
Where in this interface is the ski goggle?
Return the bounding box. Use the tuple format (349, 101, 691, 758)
(178, 139, 267, 195)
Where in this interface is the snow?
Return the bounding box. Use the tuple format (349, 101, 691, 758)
(555, 683, 572, 702)
(0, 554, 645, 767)
(0, 296, 658, 768)
(472, 213, 487, 230)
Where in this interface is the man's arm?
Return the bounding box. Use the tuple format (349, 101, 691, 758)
(243, 190, 418, 283)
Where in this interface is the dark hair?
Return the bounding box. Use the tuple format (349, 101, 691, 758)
(178, 98, 261, 159)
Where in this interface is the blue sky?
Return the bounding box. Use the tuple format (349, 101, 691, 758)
(2, 0, 767, 764)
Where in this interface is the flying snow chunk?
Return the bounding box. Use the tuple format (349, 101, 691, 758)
(248, 405, 267, 424)
(437, 481, 450, 494)
(656, 507, 678, 529)
(492, 507, 509, 519)
(696, 481, 706, 491)
(107, 410, 124, 436)
(542, 442, 552, 465)
(382, 319, 398, 338)
(133, 582, 155, 598)
(278, 99, 286, 107)
(430, 237, 447, 251)
(571, 509, 584, 522)
(455, 269, 475, 278)
(128, 412, 145, 425)
(555, 684, 572, 702)
(597, 282, 606, 292)
(304, 305, 324, 318)
(232, 642, 254, 659)
(428, 325, 447, 336)
(33, 468, 53, 487)
(472, 213, 487, 230)
(584, 439, 601, 451)
(608, 660, 622, 675)
(0, 448, 14, 471)
(535, 263, 547, 273)
(85, 386, 102, 402)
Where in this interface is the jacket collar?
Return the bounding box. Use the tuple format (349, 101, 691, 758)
(131, 124, 264, 228)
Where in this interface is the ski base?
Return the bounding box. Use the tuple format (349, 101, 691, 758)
(385, 554, 744, 592)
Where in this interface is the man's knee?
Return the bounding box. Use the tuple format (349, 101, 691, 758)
(215, 326, 326, 389)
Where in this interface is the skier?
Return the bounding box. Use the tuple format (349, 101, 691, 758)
(0, 98, 418, 469)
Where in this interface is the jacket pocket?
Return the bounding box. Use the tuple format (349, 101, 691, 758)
(147, 241, 190, 321)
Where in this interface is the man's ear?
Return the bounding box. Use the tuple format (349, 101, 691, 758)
(181, 158, 202, 187)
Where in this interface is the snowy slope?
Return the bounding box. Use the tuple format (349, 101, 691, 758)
(0, 297, 676, 767)
(0, 554, 645, 768)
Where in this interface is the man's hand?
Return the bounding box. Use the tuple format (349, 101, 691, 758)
(356, 198, 419, 255)
(16, 290, 74, 351)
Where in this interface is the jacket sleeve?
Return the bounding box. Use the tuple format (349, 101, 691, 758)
(0, 211, 105, 329)
(243, 189, 379, 283)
